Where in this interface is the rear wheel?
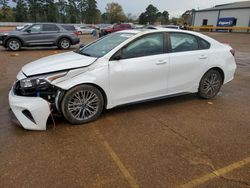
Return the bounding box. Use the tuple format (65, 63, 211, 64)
(7, 38, 21, 51)
(61, 85, 104, 125)
(198, 70, 223, 99)
(58, 38, 71, 49)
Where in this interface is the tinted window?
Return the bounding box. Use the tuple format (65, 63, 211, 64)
(61, 25, 76, 31)
(122, 33, 164, 59)
(169, 33, 199, 52)
(198, 37, 210, 49)
(43, 24, 59, 31)
(28, 24, 42, 32)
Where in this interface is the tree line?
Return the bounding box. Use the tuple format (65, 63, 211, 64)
(0, 0, 194, 25)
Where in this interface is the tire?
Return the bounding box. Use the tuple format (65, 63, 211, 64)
(198, 70, 223, 99)
(61, 85, 104, 125)
(58, 38, 71, 49)
(7, 38, 21, 51)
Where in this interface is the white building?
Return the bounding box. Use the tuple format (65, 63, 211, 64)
(192, 1, 250, 28)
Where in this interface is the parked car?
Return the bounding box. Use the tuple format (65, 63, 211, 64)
(100, 23, 134, 36)
(162, 25, 180, 29)
(16, 23, 32, 31)
(75, 25, 95, 35)
(0, 23, 80, 51)
(9, 29, 236, 130)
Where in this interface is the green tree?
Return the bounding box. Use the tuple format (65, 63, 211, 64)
(0, 0, 9, 20)
(105, 2, 126, 23)
(101, 12, 108, 23)
(138, 12, 147, 24)
(84, 0, 99, 24)
(26, 0, 44, 22)
(145, 4, 159, 24)
(42, 0, 57, 22)
(77, 0, 87, 23)
(156, 11, 169, 24)
(14, 0, 28, 22)
(56, 0, 68, 23)
(67, 0, 79, 23)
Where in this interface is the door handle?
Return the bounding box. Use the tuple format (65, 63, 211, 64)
(199, 55, 208, 60)
(156, 60, 167, 65)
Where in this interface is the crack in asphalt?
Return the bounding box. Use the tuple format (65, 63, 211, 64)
(217, 174, 250, 187)
(148, 113, 250, 187)
(148, 113, 216, 170)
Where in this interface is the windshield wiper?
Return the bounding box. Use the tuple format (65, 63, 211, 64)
(80, 52, 91, 57)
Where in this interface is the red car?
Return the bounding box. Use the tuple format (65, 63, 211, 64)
(100, 23, 134, 36)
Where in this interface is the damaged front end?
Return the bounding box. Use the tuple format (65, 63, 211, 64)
(9, 72, 66, 130)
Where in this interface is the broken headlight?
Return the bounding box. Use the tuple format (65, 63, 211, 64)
(20, 71, 68, 89)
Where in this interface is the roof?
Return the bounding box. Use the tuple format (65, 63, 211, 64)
(196, 1, 250, 12)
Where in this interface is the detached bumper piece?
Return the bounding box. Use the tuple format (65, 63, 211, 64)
(9, 89, 50, 130)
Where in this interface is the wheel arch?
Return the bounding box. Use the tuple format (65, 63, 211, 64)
(56, 36, 73, 45)
(4, 36, 24, 47)
(61, 83, 108, 109)
(205, 67, 225, 83)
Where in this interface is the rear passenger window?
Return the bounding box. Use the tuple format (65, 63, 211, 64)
(169, 33, 199, 52)
(198, 37, 210, 49)
(60, 25, 76, 31)
(43, 24, 59, 31)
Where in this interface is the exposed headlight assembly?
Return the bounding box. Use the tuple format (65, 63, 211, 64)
(20, 71, 68, 89)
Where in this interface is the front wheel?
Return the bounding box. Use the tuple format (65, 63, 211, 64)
(198, 70, 223, 99)
(58, 38, 71, 49)
(61, 85, 104, 125)
(7, 38, 21, 51)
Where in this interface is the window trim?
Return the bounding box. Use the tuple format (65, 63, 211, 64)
(110, 32, 167, 61)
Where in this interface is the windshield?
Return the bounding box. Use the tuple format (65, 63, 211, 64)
(78, 32, 135, 58)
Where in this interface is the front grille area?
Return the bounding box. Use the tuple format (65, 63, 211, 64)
(13, 80, 59, 103)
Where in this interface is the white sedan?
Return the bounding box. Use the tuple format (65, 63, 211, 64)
(9, 29, 236, 130)
(75, 26, 95, 35)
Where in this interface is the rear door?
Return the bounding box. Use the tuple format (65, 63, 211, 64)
(39, 24, 60, 44)
(167, 32, 210, 94)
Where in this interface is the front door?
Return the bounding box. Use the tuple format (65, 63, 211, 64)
(109, 32, 169, 106)
(22, 24, 43, 45)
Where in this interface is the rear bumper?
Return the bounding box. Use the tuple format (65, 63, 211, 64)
(8, 88, 50, 131)
(72, 37, 80, 45)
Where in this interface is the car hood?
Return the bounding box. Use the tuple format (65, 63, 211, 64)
(8, 30, 23, 35)
(22, 51, 97, 76)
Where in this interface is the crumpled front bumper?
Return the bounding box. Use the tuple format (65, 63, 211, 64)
(8, 88, 51, 131)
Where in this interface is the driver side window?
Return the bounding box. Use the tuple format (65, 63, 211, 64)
(28, 24, 42, 32)
(122, 33, 164, 59)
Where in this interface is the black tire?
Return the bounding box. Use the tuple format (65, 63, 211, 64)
(58, 38, 71, 49)
(61, 85, 104, 125)
(7, 38, 21, 51)
(198, 70, 223, 99)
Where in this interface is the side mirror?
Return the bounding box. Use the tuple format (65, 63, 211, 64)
(26, 29, 31, 33)
(79, 43, 85, 49)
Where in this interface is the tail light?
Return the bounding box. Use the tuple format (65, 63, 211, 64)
(73, 31, 79, 36)
(230, 48, 235, 56)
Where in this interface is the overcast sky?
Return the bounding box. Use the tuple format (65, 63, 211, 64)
(96, 0, 246, 17)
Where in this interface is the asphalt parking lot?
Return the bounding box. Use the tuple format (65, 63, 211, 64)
(0, 33, 250, 188)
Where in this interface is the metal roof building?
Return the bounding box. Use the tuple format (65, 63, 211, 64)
(192, 1, 250, 28)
